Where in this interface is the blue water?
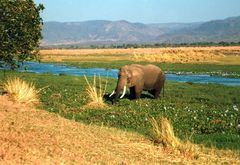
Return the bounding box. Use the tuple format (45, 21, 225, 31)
(12, 61, 240, 86)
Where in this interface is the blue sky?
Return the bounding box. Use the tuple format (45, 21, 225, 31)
(35, 0, 240, 23)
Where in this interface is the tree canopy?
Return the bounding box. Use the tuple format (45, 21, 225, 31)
(0, 0, 44, 69)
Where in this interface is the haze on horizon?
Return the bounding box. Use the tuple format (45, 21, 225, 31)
(35, 0, 240, 24)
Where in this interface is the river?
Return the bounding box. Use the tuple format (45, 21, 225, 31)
(9, 62, 240, 86)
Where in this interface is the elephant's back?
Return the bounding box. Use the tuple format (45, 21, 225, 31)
(129, 64, 165, 78)
(144, 64, 163, 73)
(131, 64, 162, 71)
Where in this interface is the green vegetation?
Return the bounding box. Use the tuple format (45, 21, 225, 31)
(1, 71, 239, 150)
(0, 0, 44, 69)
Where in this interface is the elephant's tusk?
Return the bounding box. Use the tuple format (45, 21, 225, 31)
(120, 86, 127, 99)
(109, 90, 116, 97)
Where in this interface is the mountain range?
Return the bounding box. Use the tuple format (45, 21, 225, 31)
(41, 16, 240, 46)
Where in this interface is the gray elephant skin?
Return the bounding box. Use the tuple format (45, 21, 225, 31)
(110, 64, 165, 104)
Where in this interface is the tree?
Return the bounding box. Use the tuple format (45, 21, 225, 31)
(0, 0, 44, 69)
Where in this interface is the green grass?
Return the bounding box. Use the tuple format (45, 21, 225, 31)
(1, 70, 240, 151)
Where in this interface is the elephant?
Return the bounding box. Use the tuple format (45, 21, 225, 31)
(109, 64, 165, 104)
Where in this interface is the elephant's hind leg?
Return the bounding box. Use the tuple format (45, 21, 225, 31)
(154, 89, 160, 99)
(148, 89, 160, 99)
(148, 89, 155, 97)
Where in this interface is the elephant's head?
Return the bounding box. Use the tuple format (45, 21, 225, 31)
(110, 66, 132, 104)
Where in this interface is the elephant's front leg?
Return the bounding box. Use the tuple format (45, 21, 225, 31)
(129, 87, 136, 99)
(134, 84, 143, 99)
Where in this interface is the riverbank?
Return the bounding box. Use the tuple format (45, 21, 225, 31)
(38, 46, 240, 76)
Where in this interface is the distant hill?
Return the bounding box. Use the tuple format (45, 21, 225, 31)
(157, 16, 240, 43)
(41, 16, 240, 46)
(41, 20, 163, 46)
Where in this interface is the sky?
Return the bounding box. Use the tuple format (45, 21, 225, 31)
(35, 0, 240, 23)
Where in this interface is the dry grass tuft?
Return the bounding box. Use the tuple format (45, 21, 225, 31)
(3, 77, 39, 106)
(150, 117, 181, 147)
(84, 75, 107, 108)
(150, 117, 200, 159)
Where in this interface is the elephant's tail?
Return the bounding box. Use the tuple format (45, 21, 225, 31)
(162, 84, 165, 97)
